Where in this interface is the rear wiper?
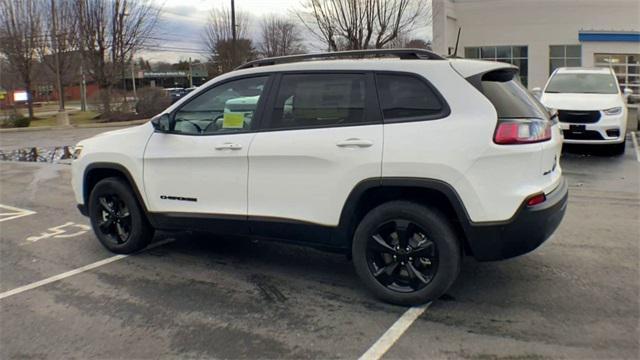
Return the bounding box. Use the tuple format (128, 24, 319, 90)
(544, 91, 560, 93)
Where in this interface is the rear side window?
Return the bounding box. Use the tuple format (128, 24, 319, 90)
(480, 70, 548, 119)
(376, 73, 446, 121)
(268, 73, 367, 130)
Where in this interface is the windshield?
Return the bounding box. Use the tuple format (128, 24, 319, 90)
(545, 73, 618, 94)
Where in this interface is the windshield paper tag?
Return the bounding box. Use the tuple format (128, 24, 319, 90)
(223, 113, 244, 128)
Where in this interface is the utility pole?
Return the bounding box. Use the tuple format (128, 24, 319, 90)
(0, 59, 3, 111)
(78, 0, 87, 112)
(231, 0, 236, 66)
(188, 57, 193, 88)
(50, 0, 65, 111)
(80, 62, 87, 112)
(131, 53, 137, 101)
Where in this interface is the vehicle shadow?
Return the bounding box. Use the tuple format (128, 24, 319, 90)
(144, 231, 398, 311)
(147, 231, 529, 310)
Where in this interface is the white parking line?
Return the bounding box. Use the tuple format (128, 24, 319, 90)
(0, 204, 36, 223)
(358, 303, 431, 360)
(0, 238, 174, 300)
(631, 132, 640, 162)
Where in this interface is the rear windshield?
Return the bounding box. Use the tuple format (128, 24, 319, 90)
(545, 73, 618, 94)
(479, 70, 548, 119)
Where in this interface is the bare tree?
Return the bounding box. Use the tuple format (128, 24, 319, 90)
(404, 38, 430, 49)
(38, 0, 79, 110)
(0, 0, 43, 120)
(212, 38, 254, 74)
(76, 0, 159, 115)
(298, 0, 429, 51)
(204, 7, 249, 47)
(151, 61, 172, 71)
(0, 56, 22, 92)
(203, 7, 254, 73)
(386, 36, 430, 49)
(258, 15, 305, 57)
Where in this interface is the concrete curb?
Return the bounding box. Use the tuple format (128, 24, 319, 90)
(0, 119, 148, 133)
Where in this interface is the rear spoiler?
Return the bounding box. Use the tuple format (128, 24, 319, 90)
(449, 59, 519, 92)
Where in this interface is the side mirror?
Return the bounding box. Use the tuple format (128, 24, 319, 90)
(531, 87, 542, 99)
(151, 114, 172, 132)
(624, 87, 633, 98)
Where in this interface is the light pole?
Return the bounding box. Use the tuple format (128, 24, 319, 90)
(78, 0, 87, 112)
(50, 0, 65, 111)
(188, 57, 193, 88)
(231, 0, 236, 66)
(131, 53, 137, 101)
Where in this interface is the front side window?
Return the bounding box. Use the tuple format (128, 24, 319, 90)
(376, 74, 445, 121)
(173, 76, 268, 135)
(545, 73, 618, 94)
(268, 74, 367, 130)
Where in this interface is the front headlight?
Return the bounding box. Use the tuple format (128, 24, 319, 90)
(73, 145, 83, 160)
(603, 107, 622, 116)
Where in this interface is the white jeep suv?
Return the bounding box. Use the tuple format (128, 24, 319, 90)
(537, 67, 630, 154)
(72, 50, 568, 305)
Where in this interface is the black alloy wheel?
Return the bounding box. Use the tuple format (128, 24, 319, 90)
(367, 219, 438, 293)
(95, 194, 132, 245)
(352, 201, 461, 305)
(89, 177, 153, 254)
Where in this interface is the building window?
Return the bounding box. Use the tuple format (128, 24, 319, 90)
(464, 46, 528, 86)
(595, 53, 640, 106)
(549, 45, 581, 75)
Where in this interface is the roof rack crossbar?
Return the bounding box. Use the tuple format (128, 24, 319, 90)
(235, 48, 445, 70)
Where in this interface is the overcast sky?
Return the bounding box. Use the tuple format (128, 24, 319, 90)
(146, 0, 433, 63)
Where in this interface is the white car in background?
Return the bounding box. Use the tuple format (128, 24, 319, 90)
(535, 67, 632, 155)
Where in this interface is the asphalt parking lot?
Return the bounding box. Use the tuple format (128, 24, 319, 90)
(0, 129, 638, 359)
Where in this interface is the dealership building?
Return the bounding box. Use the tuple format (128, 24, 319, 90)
(432, 0, 640, 107)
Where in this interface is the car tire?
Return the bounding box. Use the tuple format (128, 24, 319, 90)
(352, 201, 461, 306)
(89, 177, 154, 254)
(610, 141, 626, 156)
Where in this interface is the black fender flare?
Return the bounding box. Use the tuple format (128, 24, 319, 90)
(335, 177, 474, 244)
(83, 162, 150, 215)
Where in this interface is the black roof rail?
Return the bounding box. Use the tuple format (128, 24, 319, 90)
(235, 48, 445, 70)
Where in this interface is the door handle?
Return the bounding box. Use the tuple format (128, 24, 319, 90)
(336, 138, 374, 148)
(214, 143, 243, 150)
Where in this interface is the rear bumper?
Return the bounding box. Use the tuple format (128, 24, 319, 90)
(465, 177, 568, 261)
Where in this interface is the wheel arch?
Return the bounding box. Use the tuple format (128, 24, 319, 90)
(337, 178, 474, 255)
(83, 163, 149, 216)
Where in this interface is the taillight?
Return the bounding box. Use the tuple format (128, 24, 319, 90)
(526, 193, 546, 206)
(494, 119, 552, 145)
